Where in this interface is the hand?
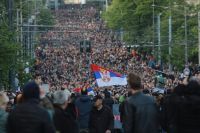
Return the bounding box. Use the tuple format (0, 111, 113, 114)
(105, 130, 111, 133)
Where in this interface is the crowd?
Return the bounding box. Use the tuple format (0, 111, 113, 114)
(36, 4, 175, 94)
(1, 70, 200, 133)
(1, 3, 200, 133)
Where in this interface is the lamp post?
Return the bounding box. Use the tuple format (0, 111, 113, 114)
(184, 6, 188, 65)
(157, 13, 161, 65)
(152, 0, 155, 56)
(198, 12, 200, 66)
(168, 1, 172, 72)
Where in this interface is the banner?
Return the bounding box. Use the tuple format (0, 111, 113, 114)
(113, 104, 122, 129)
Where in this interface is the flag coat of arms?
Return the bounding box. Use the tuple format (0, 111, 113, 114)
(91, 64, 127, 87)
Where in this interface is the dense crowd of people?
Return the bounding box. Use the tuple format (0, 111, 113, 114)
(35, 4, 179, 94)
(1, 3, 200, 133)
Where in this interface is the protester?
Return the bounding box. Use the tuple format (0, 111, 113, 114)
(6, 81, 56, 133)
(161, 77, 200, 133)
(0, 92, 9, 133)
(124, 73, 159, 133)
(89, 95, 114, 133)
(65, 93, 78, 120)
(103, 89, 114, 110)
(39, 85, 54, 120)
(53, 90, 79, 133)
(75, 88, 93, 132)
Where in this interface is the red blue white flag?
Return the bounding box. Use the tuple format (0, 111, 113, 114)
(91, 64, 127, 87)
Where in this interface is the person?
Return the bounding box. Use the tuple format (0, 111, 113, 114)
(34, 73, 43, 85)
(53, 90, 79, 133)
(103, 89, 114, 110)
(124, 73, 159, 133)
(65, 93, 78, 120)
(0, 92, 9, 133)
(75, 88, 93, 132)
(89, 95, 114, 133)
(39, 84, 54, 120)
(7, 81, 56, 133)
(161, 77, 200, 133)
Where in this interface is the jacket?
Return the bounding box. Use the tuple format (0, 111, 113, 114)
(0, 109, 8, 133)
(103, 98, 114, 110)
(124, 91, 159, 133)
(7, 99, 56, 133)
(53, 105, 79, 133)
(75, 95, 93, 129)
(89, 105, 114, 133)
(161, 94, 200, 133)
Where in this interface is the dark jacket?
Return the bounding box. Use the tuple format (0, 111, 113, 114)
(53, 105, 79, 133)
(103, 98, 114, 110)
(89, 105, 114, 133)
(75, 95, 93, 129)
(6, 99, 55, 133)
(124, 91, 159, 133)
(119, 100, 126, 123)
(161, 94, 200, 133)
(65, 102, 78, 120)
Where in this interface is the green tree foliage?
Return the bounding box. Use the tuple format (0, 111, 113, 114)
(0, 0, 55, 89)
(103, 0, 200, 70)
(38, 8, 55, 31)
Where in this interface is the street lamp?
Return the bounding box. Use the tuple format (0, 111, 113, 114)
(198, 12, 200, 66)
(152, 4, 170, 69)
(184, 7, 188, 65)
(157, 13, 161, 65)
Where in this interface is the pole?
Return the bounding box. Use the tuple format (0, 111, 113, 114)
(184, 7, 188, 65)
(8, 0, 15, 90)
(20, 0, 23, 50)
(168, 1, 172, 72)
(8, 0, 13, 30)
(157, 14, 161, 65)
(198, 12, 200, 66)
(17, 9, 19, 42)
(169, 14, 172, 72)
(28, 1, 30, 57)
(106, 0, 108, 11)
(152, 0, 155, 56)
(55, 0, 58, 11)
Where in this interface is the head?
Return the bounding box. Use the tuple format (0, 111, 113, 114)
(39, 84, 49, 99)
(93, 95, 103, 109)
(34, 74, 42, 85)
(53, 90, 71, 109)
(0, 92, 9, 110)
(186, 77, 200, 95)
(81, 88, 88, 95)
(23, 81, 40, 100)
(127, 73, 142, 93)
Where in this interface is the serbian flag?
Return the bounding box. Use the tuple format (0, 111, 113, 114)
(91, 64, 127, 87)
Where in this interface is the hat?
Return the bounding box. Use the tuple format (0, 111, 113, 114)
(93, 95, 103, 102)
(23, 81, 40, 100)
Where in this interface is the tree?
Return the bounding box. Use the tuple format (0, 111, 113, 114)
(103, 0, 199, 70)
(37, 8, 55, 31)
